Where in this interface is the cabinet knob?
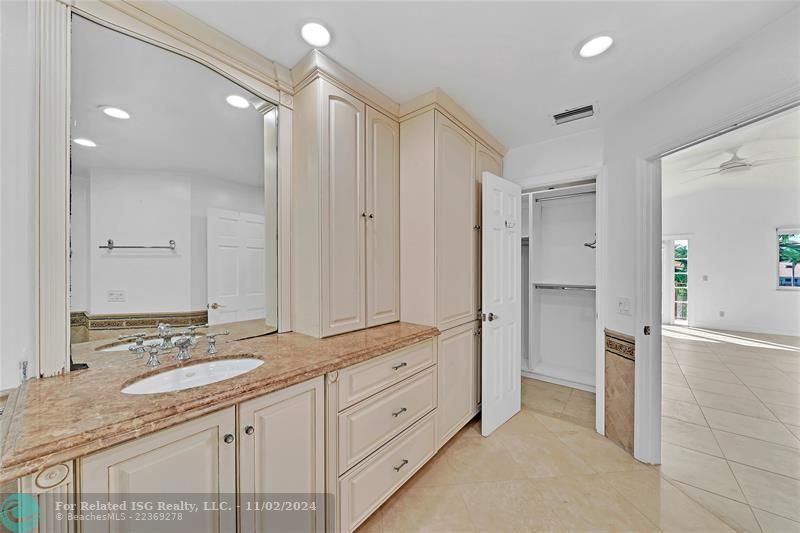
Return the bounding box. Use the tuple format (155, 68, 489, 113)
(361, 212, 367, 218)
(223, 433, 235, 444)
(368, 213, 374, 219)
(473, 224, 481, 230)
(244, 425, 255, 436)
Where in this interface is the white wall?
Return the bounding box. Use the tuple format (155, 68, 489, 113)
(504, 128, 603, 187)
(662, 182, 800, 336)
(603, 10, 800, 337)
(0, 0, 35, 389)
(71, 169, 264, 315)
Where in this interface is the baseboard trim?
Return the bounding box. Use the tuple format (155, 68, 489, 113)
(522, 369, 596, 393)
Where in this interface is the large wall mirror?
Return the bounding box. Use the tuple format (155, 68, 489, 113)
(69, 15, 278, 363)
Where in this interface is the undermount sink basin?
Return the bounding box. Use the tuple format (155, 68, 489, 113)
(121, 358, 263, 395)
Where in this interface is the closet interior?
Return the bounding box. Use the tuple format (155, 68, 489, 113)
(521, 180, 598, 393)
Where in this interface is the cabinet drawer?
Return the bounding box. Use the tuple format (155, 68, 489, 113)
(337, 339, 435, 409)
(339, 413, 436, 532)
(338, 367, 435, 473)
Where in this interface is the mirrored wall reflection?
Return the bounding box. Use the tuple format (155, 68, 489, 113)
(69, 15, 278, 362)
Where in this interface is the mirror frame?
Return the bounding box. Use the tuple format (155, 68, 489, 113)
(35, 0, 293, 377)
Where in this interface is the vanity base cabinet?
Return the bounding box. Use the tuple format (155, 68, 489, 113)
(80, 407, 237, 533)
(239, 377, 325, 533)
(437, 321, 481, 448)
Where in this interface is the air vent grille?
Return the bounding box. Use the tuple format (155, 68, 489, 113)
(553, 105, 594, 125)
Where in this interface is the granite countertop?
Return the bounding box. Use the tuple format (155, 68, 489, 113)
(0, 322, 439, 482)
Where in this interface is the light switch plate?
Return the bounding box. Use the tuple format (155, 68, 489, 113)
(107, 290, 126, 303)
(616, 297, 632, 316)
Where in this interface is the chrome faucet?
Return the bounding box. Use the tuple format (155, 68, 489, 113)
(157, 323, 174, 349)
(145, 345, 162, 368)
(174, 335, 193, 362)
(125, 333, 148, 358)
(205, 331, 230, 355)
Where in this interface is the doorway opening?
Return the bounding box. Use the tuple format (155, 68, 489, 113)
(520, 177, 600, 432)
(656, 106, 800, 530)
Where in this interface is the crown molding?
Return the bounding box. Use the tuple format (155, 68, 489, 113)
(71, 0, 292, 100)
(291, 50, 400, 118)
(399, 89, 506, 156)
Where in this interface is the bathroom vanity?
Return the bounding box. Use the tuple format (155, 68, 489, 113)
(0, 323, 440, 532)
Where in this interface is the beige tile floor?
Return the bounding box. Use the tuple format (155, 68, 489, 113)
(660, 325, 800, 533)
(358, 377, 738, 532)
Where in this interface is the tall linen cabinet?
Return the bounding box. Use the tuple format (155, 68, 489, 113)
(400, 109, 503, 446)
(292, 78, 400, 337)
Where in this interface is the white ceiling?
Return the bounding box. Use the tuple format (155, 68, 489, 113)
(71, 15, 270, 186)
(662, 106, 800, 199)
(172, 1, 796, 149)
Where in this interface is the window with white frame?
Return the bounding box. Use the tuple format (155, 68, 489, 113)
(778, 229, 800, 289)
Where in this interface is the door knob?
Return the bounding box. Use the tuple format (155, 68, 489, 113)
(488, 312, 499, 322)
(209, 302, 225, 310)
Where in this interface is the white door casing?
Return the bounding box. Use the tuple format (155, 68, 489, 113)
(481, 172, 522, 436)
(207, 208, 266, 325)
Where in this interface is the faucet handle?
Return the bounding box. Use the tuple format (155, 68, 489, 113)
(145, 345, 162, 368)
(205, 330, 230, 355)
(186, 324, 208, 333)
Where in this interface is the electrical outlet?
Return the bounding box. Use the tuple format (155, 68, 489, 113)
(107, 290, 126, 303)
(616, 297, 632, 316)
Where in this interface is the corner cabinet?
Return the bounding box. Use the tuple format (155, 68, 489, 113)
(79, 379, 325, 533)
(292, 78, 400, 338)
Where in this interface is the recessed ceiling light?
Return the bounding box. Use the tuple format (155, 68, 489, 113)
(579, 35, 614, 58)
(300, 22, 331, 48)
(101, 106, 130, 119)
(226, 94, 250, 109)
(73, 138, 96, 147)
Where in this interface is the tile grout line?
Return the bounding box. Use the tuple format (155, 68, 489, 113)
(666, 339, 763, 532)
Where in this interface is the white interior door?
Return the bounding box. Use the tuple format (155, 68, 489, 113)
(207, 207, 266, 325)
(481, 172, 522, 436)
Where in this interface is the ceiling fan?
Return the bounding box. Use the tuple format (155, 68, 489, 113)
(682, 148, 798, 182)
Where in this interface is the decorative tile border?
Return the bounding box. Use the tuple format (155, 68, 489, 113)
(604, 329, 635, 361)
(69, 310, 208, 331)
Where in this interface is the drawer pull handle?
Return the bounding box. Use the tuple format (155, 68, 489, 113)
(392, 362, 408, 371)
(392, 407, 408, 417)
(393, 459, 409, 472)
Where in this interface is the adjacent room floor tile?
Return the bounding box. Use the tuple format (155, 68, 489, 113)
(701, 406, 800, 448)
(662, 417, 723, 457)
(671, 481, 762, 533)
(753, 509, 800, 533)
(659, 442, 746, 502)
(663, 398, 708, 426)
(693, 389, 778, 420)
(729, 462, 800, 522)
(713, 430, 800, 480)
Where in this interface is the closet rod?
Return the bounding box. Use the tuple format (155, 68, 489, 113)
(534, 283, 596, 292)
(535, 191, 595, 202)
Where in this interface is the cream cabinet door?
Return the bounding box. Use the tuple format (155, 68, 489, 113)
(365, 107, 400, 327)
(239, 377, 325, 533)
(434, 112, 476, 330)
(80, 407, 237, 533)
(437, 321, 478, 447)
(321, 81, 366, 336)
(474, 143, 503, 317)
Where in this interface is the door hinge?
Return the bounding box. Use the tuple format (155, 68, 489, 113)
(643, 325, 651, 336)
(480, 313, 487, 322)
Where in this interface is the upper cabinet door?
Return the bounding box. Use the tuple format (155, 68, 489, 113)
(365, 107, 400, 327)
(474, 143, 503, 314)
(321, 82, 366, 336)
(435, 112, 476, 330)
